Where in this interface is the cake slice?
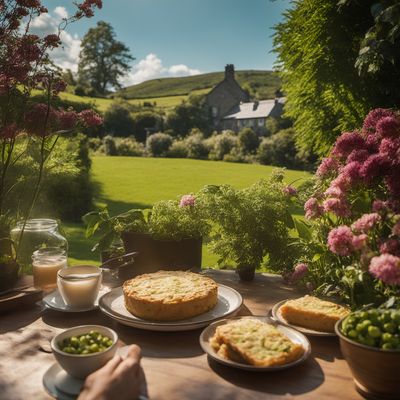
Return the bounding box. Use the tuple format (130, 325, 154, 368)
(210, 318, 304, 367)
(280, 295, 349, 332)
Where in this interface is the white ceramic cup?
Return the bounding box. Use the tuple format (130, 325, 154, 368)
(57, 265, 102, 308)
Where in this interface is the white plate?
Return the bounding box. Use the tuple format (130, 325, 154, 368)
(199, 316, 311, 371)
(99, 284, 243, 331)
(271, 299, 337, 337)
(43, 288, 109, 313)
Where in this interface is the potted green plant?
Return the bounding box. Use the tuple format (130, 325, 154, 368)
(83, 195, 210, 279)
(199, 171, 296, 281)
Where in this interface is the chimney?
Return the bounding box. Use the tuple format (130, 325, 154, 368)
(225, 64, 235, 81)
(253, 101, 259, 111)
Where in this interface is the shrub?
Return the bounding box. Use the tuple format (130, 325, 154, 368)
(257, 128, 301, 169)
(104, 102, 135, 136)
(132, 111, 163, 142)
(184, 131, 209, 159)
(207, 130, 239, 160)
(74, 85, 87, 96)
(104, 135, 117, 156)
(115, 137, 145, 156)
(238, 128, 259, 154)
(167, 140, 188, 158)
(88, 137, 102, 152)
(146, 132, 173, 157)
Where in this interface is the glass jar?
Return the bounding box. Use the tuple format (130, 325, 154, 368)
(11, 219, 68, 270)
(32, 247, 67, 291)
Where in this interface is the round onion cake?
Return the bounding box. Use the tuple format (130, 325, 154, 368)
(123, 271, 218, 321)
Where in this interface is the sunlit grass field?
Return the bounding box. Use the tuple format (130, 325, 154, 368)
(65, 157, 310, 267)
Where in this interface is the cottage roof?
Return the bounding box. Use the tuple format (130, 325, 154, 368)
(223, 98, 285, 120)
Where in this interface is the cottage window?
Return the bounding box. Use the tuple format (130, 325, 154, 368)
(211, 106, 218, 117)
(258, 118, 264, 127)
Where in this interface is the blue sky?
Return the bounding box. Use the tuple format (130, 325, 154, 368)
(39, 0, 291, 85)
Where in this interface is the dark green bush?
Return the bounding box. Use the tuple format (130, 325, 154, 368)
(104, 102, 135, 136)
(146, 132, 173, 157)
(132, 111, 163, 142)
(184, 131, 209, 159)
(207, 130, 239, 161)
(238, 128, 259, 154)
(104, 135, 117, 156)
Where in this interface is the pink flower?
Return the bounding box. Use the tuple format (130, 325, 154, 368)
(324, 186, 344, 198)
(304, 198, 323, 219)
(351, 213, 381, 233)
(25, 103, 58, 136)
(363, 108, 395, 133)
(379, 137, 400, 162)
(58, 110, 78, 130)
(330, 174, 350, 191)
(328, 226, 356, 256)
(0, 124, 18, 139)
(385, 165, 400, 197)
(365, 134, 380, 152)
(179, 194, 196, 207)
(372, 200, 388, 213)
(393, 221, 400, 237)
(332, 131, 366, 159)
(380, 239, 400, 256)
(352, 234, 368, 251)
(347, 149, 370, 163)
(283, 185, 297, 196)
(361, 154, 391, 181)
(290, 263, 308, 282)
(323, 197, 351, 218)
(316, 157, 340, 178)
(341, 161, 363, 185)
(78, 109, 103, 127)
(369, 254, 400, 285)
(376, 116, 400, 138)
(44, 34, 61, 48)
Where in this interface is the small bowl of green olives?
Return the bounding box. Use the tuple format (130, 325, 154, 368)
(335, 309, 400, 399)
(51, 325, 118, 379)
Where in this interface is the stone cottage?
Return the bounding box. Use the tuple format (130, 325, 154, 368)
(205, 65, 284, 135)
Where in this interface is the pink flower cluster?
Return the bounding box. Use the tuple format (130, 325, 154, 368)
(283, 185, 297, 196)
(369, 254, 400, 286)
(351, 213, 381, 233)
(179, 194, 196, 208)
(327, 226, 367, 256)
(289, 263, 308, 282)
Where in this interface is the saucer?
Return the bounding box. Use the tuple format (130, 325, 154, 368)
(43, 288, 109, 313)
(43, 363, 83, 400)
(43, 346, 131, 399)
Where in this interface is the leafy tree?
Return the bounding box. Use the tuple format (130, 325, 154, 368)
(238, 128, 259, 154)
(273, 0, 400, 157)
(132, 111, 163, 142)
(166, 95, 212, 137)
(104, 102, 135, 136)
(78, 21, 134, 95)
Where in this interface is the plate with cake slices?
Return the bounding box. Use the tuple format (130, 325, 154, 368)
(272, 296, 350, 336)
(200, 316, 311, 371)
(99, 270, 243, 331)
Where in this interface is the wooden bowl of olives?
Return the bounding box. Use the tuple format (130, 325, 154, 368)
(51, 325, 118, 379)
(336, 309, 400, 400)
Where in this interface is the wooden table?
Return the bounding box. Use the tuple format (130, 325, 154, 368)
(0, 270, 361, 400)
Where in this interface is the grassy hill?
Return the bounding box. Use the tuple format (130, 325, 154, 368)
(65, 157, 309, 267)
(118, 70, 280, 100)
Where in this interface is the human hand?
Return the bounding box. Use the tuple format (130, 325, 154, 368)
(78, 345, 147, 400)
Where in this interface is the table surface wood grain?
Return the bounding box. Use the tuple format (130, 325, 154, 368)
(0, 270, 362, 400)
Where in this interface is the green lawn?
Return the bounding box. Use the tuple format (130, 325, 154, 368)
(65, 157, 310, 267)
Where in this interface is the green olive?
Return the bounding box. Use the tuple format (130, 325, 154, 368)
(59, 332, 113, 355)
(383, 322, 396, 334)
(367, 325, 381, 338)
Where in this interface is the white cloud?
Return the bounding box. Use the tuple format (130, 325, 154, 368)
(30, 7, 81, 72)
(122, 53, 201, 86)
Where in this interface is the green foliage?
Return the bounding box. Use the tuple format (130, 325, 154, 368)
(117, 70, 281, 99)
(104, 102, 135, 136)
(166, 140, 188, 158)
(103, 135, 117, 156)
(78, 21, 134, 94)
(258, 128, 305, 169)
(166, 95, 212, 137)
(83, 198, 210, 251)
(199, 171, 295, 270)
(273, 0, 400, 156)
(146, 133, 173, 157)
(131, 111, 163, 142)
(6, 134, 94, 222)
(114, 137, 145, 157)
(238, 128, 259, 154)
(184, 130, 209, 159)
(207, 130, 239, 161)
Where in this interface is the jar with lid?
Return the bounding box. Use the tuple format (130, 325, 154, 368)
(11, 219, 68, 270)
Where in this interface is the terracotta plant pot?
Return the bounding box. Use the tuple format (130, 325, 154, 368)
(120, 232, 202, 280)
(0, 260, 20, 292)
(236, 265, 256, 281)
(335, 318, 400, 399)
